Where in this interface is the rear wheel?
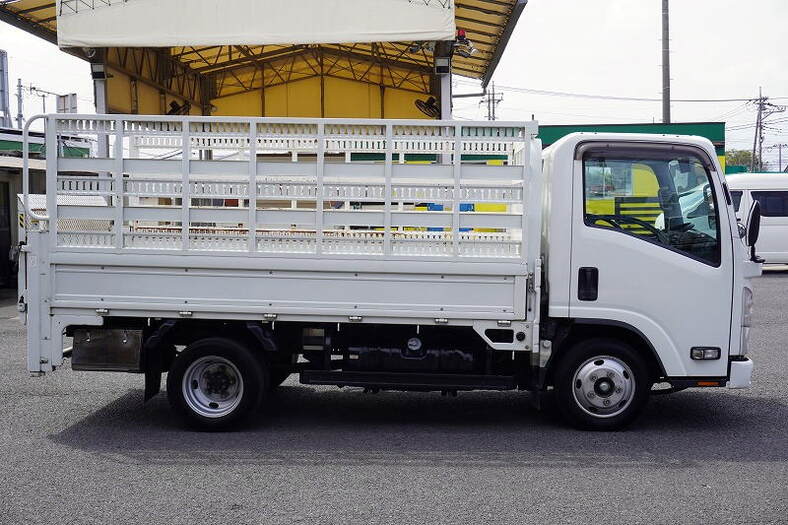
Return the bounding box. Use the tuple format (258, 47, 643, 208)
(167, 337, 267, 430)
(554, 338, 650, 430)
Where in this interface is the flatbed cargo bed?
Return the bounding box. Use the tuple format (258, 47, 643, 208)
(20, 115, 543, 372)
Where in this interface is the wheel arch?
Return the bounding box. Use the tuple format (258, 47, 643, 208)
(548, 319, 667, 385)
(138, 319, 281, 400)
(144, 319, 280, 354)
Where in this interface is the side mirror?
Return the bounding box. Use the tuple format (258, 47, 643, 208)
(745, 201, 763, 262)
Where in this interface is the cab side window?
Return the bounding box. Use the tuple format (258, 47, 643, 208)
(583, 148, 721, 266)
(752, 191, 788, 217)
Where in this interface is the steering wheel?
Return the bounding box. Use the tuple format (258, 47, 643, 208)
(588, 214, 670, 245)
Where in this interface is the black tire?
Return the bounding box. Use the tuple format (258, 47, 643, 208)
(554, 338, 650, 430)
(166, 337, 267, 430)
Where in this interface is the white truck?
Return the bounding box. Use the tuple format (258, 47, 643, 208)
(18, 114, 761, 430)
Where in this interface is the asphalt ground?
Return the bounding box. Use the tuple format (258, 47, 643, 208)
(0, 273, 786, 525)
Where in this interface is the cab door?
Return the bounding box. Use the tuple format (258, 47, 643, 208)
(569, 142, 734, 378)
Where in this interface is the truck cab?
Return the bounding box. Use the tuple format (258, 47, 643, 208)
(18, 116, 760, 431)
(540, 133, 758, 425)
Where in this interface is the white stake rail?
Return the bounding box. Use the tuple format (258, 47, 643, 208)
(23, 115, 541, 263)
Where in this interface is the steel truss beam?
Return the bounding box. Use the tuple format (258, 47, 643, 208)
(207, 46, 435, 99)
(105, 47, 207, 110)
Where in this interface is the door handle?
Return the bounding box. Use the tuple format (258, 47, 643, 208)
(578, 267, 599, 301)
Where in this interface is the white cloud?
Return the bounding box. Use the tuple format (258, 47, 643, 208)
(1, 0, 786, 167)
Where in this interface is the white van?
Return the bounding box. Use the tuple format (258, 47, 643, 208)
(727, 173, 788, 264)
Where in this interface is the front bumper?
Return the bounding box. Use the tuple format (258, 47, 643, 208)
(727, 357, 753, 389)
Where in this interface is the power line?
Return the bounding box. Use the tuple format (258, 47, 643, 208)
(727, 122, 759, 131)
(708, 101, 750, 122)
(503, 85, 787, 103)
(454, 79, 787, 104)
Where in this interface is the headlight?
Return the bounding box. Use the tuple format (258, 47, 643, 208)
(742, 287, 753, 327)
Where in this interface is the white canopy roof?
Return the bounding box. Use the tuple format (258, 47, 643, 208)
(56, 0, 456, 48)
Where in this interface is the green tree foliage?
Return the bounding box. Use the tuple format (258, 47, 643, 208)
(726, 149, 767, 171)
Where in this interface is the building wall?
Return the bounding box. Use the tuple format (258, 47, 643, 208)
(0, 127, 81, 287)
(0, 169, 44, 252)
(0, 169, 45, 287)
(106, 65, 431, 119)
(106, 67, 203, 116)
(539, 122, 727, 171)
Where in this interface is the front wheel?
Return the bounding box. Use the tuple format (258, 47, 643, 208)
(167, 337, 267, 430)
(554, 338, 650, 430)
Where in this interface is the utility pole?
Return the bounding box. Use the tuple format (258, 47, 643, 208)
(15, 78, 23, 128)
(29, 86, 47, 113)
(782, 144, 787, 173)
(752, 88, 764, 172)
(29, 85, 67, 114)
(0, 50, 11, 128)
(661, 0, 671, 124)
(752, 88, 763, 172)
(751, 88, 786, 172)
(766, 143, 788, 172)
(480, 82, 503, 121)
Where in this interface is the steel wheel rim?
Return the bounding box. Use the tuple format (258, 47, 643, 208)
(182, 355, 244, 418)
(571, 355, 635, 419)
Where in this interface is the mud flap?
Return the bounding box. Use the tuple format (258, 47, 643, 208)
(141, 320, 177, 402)
(144, 369, 161, 402)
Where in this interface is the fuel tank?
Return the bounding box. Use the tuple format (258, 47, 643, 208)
(345, 341, 477, 374)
